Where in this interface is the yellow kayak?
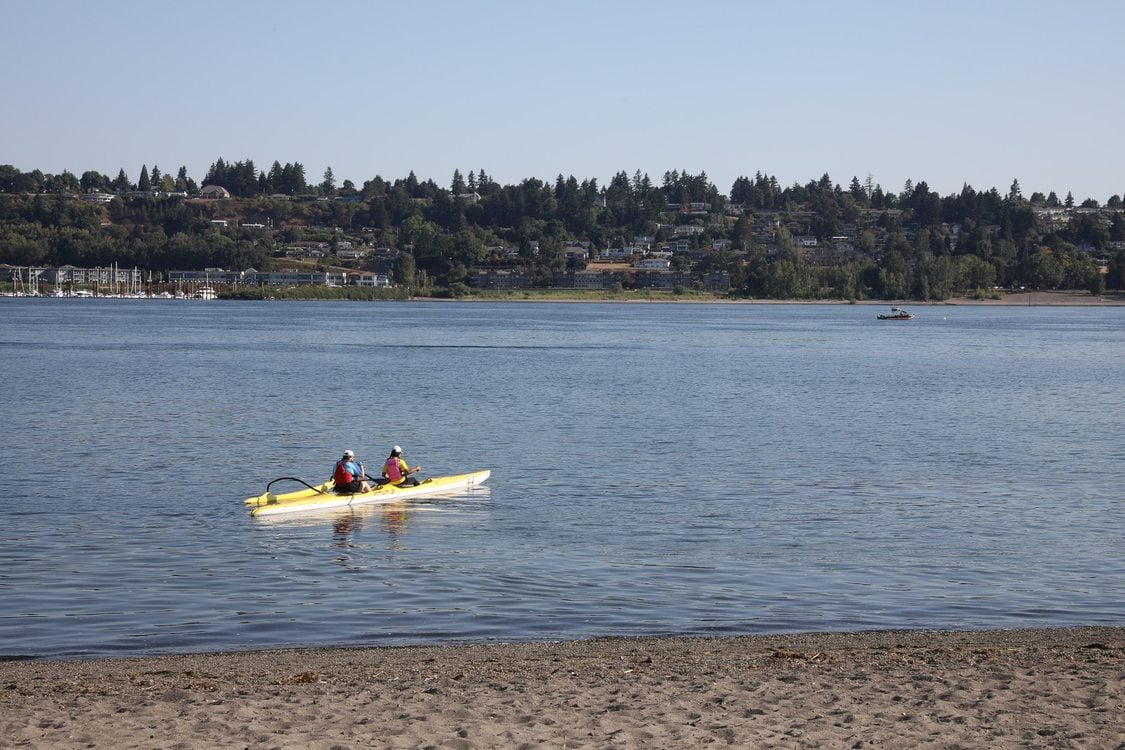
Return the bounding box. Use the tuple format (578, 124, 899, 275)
(244, 470, 491, 517)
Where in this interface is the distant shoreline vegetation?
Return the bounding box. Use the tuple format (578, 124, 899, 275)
(1, 162, 1123, 301)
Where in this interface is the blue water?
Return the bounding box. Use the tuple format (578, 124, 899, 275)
(0, 299, 1122, 659)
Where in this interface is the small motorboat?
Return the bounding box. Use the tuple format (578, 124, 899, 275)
(877, 307, 914, 320)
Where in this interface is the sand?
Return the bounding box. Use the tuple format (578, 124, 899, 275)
(2, 627, 1121, 749)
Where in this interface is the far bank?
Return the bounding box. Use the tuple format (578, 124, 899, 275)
(406, 289, 1125, 306)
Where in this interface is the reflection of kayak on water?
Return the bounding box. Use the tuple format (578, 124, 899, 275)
(252, 486, 494, 528)
(244, 470, 491, 517)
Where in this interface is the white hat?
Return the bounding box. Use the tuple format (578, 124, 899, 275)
(392, 445, 402, 453)
(343, 449, 355, 458)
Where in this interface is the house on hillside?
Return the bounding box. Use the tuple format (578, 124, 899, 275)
(199, 185, 231, 199)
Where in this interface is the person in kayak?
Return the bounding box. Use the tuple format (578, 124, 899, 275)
(383, 445, 422, 486)
(333, 449, 371, 494)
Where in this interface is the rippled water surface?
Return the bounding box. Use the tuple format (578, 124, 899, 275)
(1, 299, 1122, 658)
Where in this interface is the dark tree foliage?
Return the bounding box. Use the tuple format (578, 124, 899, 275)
(1, 161, 1122, 297)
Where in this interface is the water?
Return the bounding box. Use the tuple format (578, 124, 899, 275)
(1, 299, 1122, 659)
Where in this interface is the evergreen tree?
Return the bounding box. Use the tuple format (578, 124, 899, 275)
(232, 160, 258, 197)
(277, 163, 307, 194)
(870, 185, 886, 209)
(849, 176, 867, 206)
(112, 169, 131, 193)
(137, 165, 150, 192)
(405, 171, 421, 197)
(1008, 178, 1022, 202)
(204, 158, 228, 186)
(476, 169, 498, 195)
(267, 161, 283, 193)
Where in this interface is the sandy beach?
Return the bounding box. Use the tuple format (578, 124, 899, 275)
(2, 627, 1121, 749)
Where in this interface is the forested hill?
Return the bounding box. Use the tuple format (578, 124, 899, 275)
(1, 161, 1123, 300)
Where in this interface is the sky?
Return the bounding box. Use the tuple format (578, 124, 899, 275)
(3, 0, 1123, 201)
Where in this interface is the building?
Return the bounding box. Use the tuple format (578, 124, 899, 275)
(469, 270, 534, 290)
(199, 185, 231, 199)
(248, 271, 330, 286)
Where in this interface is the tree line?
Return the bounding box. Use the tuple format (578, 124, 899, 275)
(1, 161, 1123, 299)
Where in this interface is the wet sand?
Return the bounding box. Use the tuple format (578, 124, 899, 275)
(3, 627, 1122, 748)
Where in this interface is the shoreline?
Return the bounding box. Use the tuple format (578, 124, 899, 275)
(4, 626, 1121, 747)
(410, 290, 1125, 306)
(5, 290, 1125, 306)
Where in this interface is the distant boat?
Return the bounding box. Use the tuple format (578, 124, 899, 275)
(191, 286, 217, 300)
(877, 306, 914, 320)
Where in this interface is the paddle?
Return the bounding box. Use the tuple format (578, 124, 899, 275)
(364, 473, 390, 488)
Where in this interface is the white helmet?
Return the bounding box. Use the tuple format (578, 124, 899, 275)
(392, 445, 402, 454)
(343, 449, 355, 458)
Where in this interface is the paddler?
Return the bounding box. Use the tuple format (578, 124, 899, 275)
(333, 449, 371, 494)
(382, 445, 422, 486)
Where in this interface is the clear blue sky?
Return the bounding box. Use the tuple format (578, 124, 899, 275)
(4, 0, 1122, 201)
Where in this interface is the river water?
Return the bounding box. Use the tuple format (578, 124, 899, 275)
(0, 299, 1122, 658)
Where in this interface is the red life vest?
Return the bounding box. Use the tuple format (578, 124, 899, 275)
(383, 457, 403, 482)
(333, 460, 354, 486)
